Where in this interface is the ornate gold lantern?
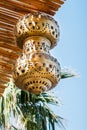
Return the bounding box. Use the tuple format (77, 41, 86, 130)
(13, 13, 61, 94)
(0, 0, 65, 96)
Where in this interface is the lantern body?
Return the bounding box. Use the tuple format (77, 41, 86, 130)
(13, 13, 61, 94)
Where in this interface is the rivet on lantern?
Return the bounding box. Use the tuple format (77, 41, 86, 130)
(13, 12, 61, 94)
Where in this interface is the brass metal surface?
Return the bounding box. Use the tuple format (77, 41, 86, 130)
(13, 36, 61, 94)
(0, 0, 65, 96)
(15, 13, 60, 49)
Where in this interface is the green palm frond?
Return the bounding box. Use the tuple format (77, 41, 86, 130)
(61, 68, 78, 79)
(0, 81, 65, 130)
(0, 68, 76, 130)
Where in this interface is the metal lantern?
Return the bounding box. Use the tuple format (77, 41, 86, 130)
(13, 13, 61, 94)
(0, 0, 65, 96)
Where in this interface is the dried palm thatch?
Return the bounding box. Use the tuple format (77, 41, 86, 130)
(0, 0, 65, 96)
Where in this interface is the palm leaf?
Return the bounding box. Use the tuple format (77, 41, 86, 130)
(0, 80, 65, 130)
(0, 67, 77, 130)
(61, 68, 78, 79)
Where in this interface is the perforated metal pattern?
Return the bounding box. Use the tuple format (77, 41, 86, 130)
(13, 36, 61, 94)
(13, 13, 61, 94)
(0, 0, 65, 96)
(15, 13, 60, 49)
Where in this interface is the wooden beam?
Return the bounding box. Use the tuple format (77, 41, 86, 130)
(0, 42, 22, 53)
(20, 0, 60, 11)
(0, 47, 19, 59)
(51, 0, 64, 4)
(0, 7, 23, 17)
(0, 77, 10, 83)
(0, 37, 15, 45)
(0, 88, 5, 94)
(0, 72, 12, 78)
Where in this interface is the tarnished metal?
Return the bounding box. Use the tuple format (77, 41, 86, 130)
(13, 13, 61, 94)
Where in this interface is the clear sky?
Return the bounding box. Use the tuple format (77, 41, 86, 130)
(51, 0, 87, 130)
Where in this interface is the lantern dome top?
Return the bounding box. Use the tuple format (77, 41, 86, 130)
(15, 13, 60, 49)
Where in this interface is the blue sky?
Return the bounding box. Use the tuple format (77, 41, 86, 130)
(51, 0, 87, 130)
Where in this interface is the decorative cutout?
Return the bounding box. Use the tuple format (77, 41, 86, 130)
(13, 13, 61, 94)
